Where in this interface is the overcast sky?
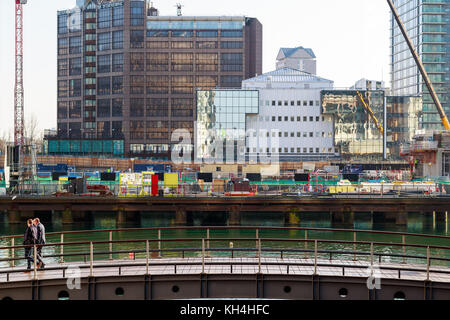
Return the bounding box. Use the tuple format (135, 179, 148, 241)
(0, 0, 391, 137)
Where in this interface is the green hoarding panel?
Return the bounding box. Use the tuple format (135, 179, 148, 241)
(82, 140, 92, 153)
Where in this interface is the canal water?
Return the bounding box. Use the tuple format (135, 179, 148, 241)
(0, 211, 449, 268)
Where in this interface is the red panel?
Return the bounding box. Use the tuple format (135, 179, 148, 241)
(151, 175, 159, 196)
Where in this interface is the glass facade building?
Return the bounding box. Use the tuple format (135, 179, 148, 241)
(386, 96, 422, 159)
(321, 90, 386, 161)
(196, 90, 258, 163)
(390, 0, 450, 130)
(50, 0, 262, 159)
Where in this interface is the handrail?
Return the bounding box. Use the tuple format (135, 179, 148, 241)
(1, 225, 449, 242)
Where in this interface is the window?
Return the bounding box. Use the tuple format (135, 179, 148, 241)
(272, 101, 276, 106)
(130, 98, 145, 117)
(147, 30, 169, 37)
(278, 116, 282, 121)
(58, 38, 68, 55)
(130, 75, 145, 94)
(130, 30, 144, 48)
(303, 116, 307, 122)
(221, 30, 243, 37)
(112, 121, 123, 138)
(69, 57, 81, 76)
(284, 116, 288, 121)
(297, 132, 301, 137)
(58, 59, 68, 76)
(172, 31, 193, 37)
(112, 76, 123, 94)
(172, 98, 193, 117)
(69, 101, 81, 118)
(310, 116, 313, 122)
(147, 41, 169, 49)
(220, 41, 243, 49)
(316, 116, 320, 122)
(112, 31, 123, 49)
(57, 102, 68, 119)
(69, 36, 81, 54)
(309, 132, 313, 137)
(130, 53, 145, 71)
(112, 99, 123, 117)
(69, 122, 81, 138)
(112, 53, 123, 72)
(291, 117, 295, 122)
(69, 79, 81, 97)
(197, 41, 217, 49)
(147, 98, 168, 117)
(130, 1, 145, 26)
(98, 32, 111, 51)
(97, 55, 111, 73)
(221, 53, 242, 71)
(147, 75, 169, 94)
(284, 101, 288, 106)
(297, 101, 301, 106)
(112, 6, 124, 27)
(146, 53, 169, 71)
(97, 77, 110, 95)
(58, 80, 68, 97)
(291, 101, 295, 106)
(297, 116, 301, 121)
(221, 76, 242, 88)
(97, 99, 111, 118)
(172, 41, 193, 49)
(310, 101, 314, 106)
(171, 53, 193, 72)
(272, 116, 276, 121)
(98, 7, 111, 29)
(197, 53, 218, 72)
(197, 31, 218, 38)
(97, 121, 111, 138)
(58, 14, 68, 34)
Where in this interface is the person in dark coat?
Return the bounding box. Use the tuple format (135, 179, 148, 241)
(33, 218, 46, 269)
(23, 219, 37, 270)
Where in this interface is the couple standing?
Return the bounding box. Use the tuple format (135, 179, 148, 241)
(23, 218, 46, 270)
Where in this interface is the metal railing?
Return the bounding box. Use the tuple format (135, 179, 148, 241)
(3, 182, 450, 199)
(0, 226, 449, 282)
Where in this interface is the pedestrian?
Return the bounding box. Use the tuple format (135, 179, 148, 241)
(33, 218, 46, 269)
(23, 219, 37, 271)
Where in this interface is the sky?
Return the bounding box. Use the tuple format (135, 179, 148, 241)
(0, 0, 391, 138)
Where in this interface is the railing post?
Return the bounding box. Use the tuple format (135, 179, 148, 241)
(256, 229, 259, 257)
(313, 240, 318, 275)
(33, 244, 37, 280)
(206, 228, 210, 258)
(109, 231, 113, 260)
(202, 238, 205, 274)
(353, 232, 357, 261)
(304, 230, 308, 259)
(90, 242, 94, 277)
(370, 243, 374, 271)
(258, 238, 262, 274)
(402, 235, 406, 264)
(426, 246, 430, 281)
(158, 229, 161, 258)
(60, 234, 64, 264)
(10, 238, 15, 268)
(146, 240, 149, 275)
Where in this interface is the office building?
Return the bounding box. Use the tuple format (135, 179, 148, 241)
(390, 0, 450, 130)
(47, 0, 262, 159)
(321, 90, 386, 161)
(242, 68, 336, 162)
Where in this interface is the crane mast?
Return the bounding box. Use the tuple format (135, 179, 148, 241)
(387, 0, 450, 131)
(14, 0, 27, 183)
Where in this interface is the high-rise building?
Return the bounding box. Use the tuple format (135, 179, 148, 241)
(47, 0, 262, 159)
(390, 0, 450, 130)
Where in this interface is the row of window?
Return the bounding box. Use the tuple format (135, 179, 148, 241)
(249, 131, 332, 138)
(257, 116, 327, 123)
(265, 100, 321, 107)
(146, 30, 243, 38)
(247, 147, 336, 154)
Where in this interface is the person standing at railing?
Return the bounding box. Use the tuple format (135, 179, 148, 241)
(23, 219, 37, 271)
(33, 218, 46, 269)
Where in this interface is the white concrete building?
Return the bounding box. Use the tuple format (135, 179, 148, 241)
(276, 47, 317, 75)
(242, 68, 337, 162)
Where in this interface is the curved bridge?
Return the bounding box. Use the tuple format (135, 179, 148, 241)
(0, 227, 449, 300)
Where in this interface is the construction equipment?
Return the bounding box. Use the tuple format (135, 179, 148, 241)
(356, 91, 384, 135)
(387, 0, 450, 131)
(14, 0, 27, 186)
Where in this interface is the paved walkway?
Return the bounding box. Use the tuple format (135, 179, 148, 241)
(1, 257, 450, 283)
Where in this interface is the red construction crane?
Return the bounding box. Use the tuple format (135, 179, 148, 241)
(14, 0, 27, 175)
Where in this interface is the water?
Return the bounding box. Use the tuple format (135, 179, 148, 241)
(0, 211, 449, 268)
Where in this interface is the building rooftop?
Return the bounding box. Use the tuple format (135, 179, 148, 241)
(279, 46, 316, 59)
(243, 67, 332, 84)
